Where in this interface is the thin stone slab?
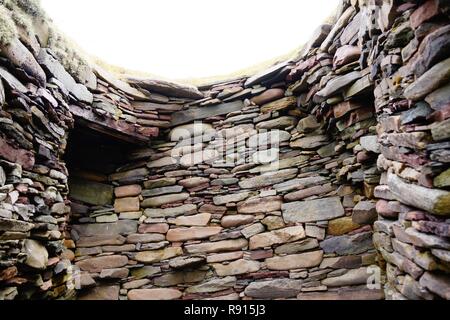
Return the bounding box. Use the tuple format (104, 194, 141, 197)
(282, 197, 345, 223)
(171, 101, 244, 126)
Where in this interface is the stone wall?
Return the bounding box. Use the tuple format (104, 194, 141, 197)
(0, 0, 449, 300)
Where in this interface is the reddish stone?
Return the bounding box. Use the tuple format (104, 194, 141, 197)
(413, 221, 450, 237)
(404, 211, 429, 221)
(410, 0, 440, 29)
(428, 104, 450, 122)
(199, 204, 227, 214)
(333, 45, 361, 68)
(0, 267, 17, 281)
(249, 250, 274, 260)
(333, 101, 362, 118)
(138, 223, 169, 234)
(251, 89, 285, 106)
(376, 200, 399, 219)
(0, 137, 35, 170)
(114, 185, 142, 198)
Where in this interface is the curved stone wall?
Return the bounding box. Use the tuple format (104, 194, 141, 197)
(0, 0, 449, 300)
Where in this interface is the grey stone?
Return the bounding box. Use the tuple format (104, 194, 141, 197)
(282, 197, 345, 223)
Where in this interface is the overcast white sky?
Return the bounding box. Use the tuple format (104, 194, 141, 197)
(41, 0, 340, 79)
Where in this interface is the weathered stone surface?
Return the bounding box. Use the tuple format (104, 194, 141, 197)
(76, 235, 126, 248)
(166, 227, 222, 242)
(1, 38, 46, 86)
(73, 221, 138, 237)
(94, 66, 147, 100)
(171, 101, 244, 126)
(327, 217, 360, 236)
(169, 256, 206, 270)
(0, 218, 34, 232)
(114, 185, 142, 198)
(153, 270, 206, 286)
(79, 286, 119, 300)
(434, 169, 450, 188)
(388, 172, 450, 215)
(142, 185, 184, 197)
(135, 247, 183, 263)
(265, 251, 323, 270)
(179, 177, 210, 189)
(352, 201, 377, 225)
(99, 268, 129, 280)
(290, 135, 329, 149)
(282, 197, 345, 223)
(144, 204, 197, 218)
(333, 45, 361, 68)
(128, 288, 182, 300)
(256, 116, 296, 130)
(245, 62, 289, 87)
(239, 169, 297, 189)
(138, 223, 169, 234)
(320, 232, 374, 255)
(23, 240, 48, 270)
(431, 118, 450, 141)
(237, 196, 282, 214)
(75, 255, 128, 273)
(275, 238, 319, 255)
(244, 279, 303, 299)
(249, 226, 305, 250)
(114, 197, 140, 213)
(322, 267, 371, 287)
(171, 213, 211, 226)
(213, 192, 250, 206)
(126, 233, 165, 244)
(297, 288, 384, 300)
(185, 276, 236, 294)
(426, 83, 450, 110)
(405, 57, 450, 101)
(69, 178, 113, 206)
(131, 266, 161, 279)
(261, 96, 296, 113)
(185, 239, 248, 254)
(221, 215, 255, 228)
(261, 216, 285, 230)
(38, 49, 93, 103)
(129, 78, 204, 99)
(360, 136, 380, 153)
(251, 88, 285, 105)
(213, 259, 260, 276)
(315, 71, 361, 101)
(141, 193, 189, 208)
(411, 25, 450, 77)
(419, 272, 450, 299)
(284, 184, 334, 201)
(169, 123, 215, 142)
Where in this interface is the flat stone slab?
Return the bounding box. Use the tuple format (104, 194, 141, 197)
(282, 197, 345, 223)
(171, 101, 244, 126)
(72, 221, 138, 237)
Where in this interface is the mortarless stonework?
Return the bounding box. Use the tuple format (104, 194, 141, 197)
(0, 0, 449, 300)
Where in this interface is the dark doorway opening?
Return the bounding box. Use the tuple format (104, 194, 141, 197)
(64, 123, 137, 222)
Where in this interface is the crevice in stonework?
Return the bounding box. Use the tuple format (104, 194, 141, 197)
(0, 0, 450, 301)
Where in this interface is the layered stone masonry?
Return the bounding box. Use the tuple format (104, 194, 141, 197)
(0, 0, 449, 300)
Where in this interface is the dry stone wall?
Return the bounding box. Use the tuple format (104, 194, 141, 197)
(0, 0, 449, 300)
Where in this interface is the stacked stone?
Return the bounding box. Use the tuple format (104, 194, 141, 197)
(370, 0, 450, 300)
(0, 41, 83, 299)
(69, 10, 388, 296)
(1, 0, 449, 301)
(0, 4, 164, 299)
